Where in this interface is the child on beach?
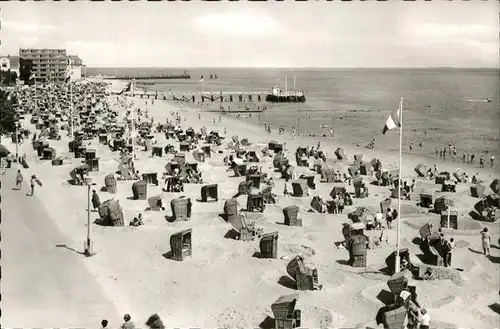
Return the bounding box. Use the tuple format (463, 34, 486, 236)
(15, 169, 23, 190)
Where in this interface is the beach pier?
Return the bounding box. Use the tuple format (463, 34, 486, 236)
(129, 90, 269, 104)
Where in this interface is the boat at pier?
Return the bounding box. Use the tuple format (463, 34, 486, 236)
(266, 86, 306, 103)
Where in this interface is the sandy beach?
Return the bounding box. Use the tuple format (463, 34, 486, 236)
(2, 80, 499, 329)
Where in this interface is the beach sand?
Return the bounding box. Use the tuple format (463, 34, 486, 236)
(4, 82, 499, 328)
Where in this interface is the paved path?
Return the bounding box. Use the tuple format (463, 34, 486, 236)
(1, 166, 120, 327)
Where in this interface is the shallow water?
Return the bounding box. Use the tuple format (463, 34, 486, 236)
(89, 67, 500, 166)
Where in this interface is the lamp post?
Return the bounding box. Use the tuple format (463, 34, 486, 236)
(85, 182, 97, 257)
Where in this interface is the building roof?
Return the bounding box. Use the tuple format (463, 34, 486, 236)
(69, 55, 83, 66)
(0, 55, 20, 68)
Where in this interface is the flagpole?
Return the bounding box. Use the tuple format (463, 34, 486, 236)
(395, 97, 404, 274)
(69, 59, 74, 137)
(132, 79, 136, 160)
(294, 76, 298, 137)
(285, 76, 288, 94)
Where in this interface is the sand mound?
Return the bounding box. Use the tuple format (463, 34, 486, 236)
(301, 305, 347, 328)
(315, 265, 347, 290)
(431, 295, 457, 308)
(217, 307, 263, 329)
(454, 239, 471, 248)
(280, 244, 316, 258)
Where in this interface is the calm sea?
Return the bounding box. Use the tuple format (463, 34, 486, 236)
(87, 67, 500, 163)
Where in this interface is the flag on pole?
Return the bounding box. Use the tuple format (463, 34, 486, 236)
(382, 107, 401, 134)
(276, 76, 286, 81)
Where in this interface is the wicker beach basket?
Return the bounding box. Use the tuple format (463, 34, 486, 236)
(283, 205, 301, 226)
(224, 198, 238, 222)
(382, 305, 408, 329)
(171, 197, 192, 221)
(292, 179, 308, 197)
(105, 174, 117, 194)
(132, 180, 148, 200)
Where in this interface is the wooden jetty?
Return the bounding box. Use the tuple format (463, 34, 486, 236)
(114, 89, 272, 104)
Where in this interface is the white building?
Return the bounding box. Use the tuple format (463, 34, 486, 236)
(67, 55, 84, 81)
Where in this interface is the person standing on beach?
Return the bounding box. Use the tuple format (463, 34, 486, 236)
(479, 155, 485, 168)
(452, 148, 457, 162)
(435, 148, 439, 158)
(491, 155, 495, 168)
(470, 153, 475, 163)
(481, 228, 491, 256)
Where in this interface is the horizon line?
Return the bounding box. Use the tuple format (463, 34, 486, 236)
(87, 66, 499, 69)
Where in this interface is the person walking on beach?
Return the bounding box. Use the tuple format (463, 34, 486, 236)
(15, 169, 23, 190)
(29, 175, 37, 196)
(470, 153, 475, 163)
(386, 208, 394, 229)
(481, 227, 491, 257)
(452, 148, 457, 162)
(92, 190, 101, 211)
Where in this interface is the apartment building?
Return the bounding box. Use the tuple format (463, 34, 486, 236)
(19, 48, 68, 83)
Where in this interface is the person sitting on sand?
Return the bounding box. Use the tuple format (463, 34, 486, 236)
(130, 214, 144, 227)
(400, 258, 409, 272)
(121, 314, 136, 329)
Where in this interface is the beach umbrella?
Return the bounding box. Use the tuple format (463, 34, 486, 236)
(0, 144, 11, 158)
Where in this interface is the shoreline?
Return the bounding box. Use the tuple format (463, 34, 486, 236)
(160, 96, 499, 182)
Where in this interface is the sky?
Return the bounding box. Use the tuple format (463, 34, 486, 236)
(0, 1, 498, 68)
